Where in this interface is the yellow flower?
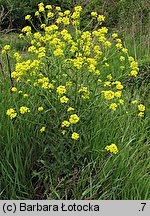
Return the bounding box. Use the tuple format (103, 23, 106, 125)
(88, 64, 95, 72)
(64, 10, 70, 16)
(4, 45, 10, 50)
(35, 11, 40, 16)
(138, 104, 145, 112)
(73, 57, 84, 69)
(104, 41, 111, 47)
(40, 127, 45, 133)
(56, 85, 66, 95)
(19, 34, 23, 38)
(105, 144, 118, 154)
(48, 83, 54, 90)
(112, 33, 118, 38)
(38, 106, 44, 111)
(61, 120, 70, 128)
(55, 6, 61, 11)
(47, 12, 54, 18)
(38, 2, 44, 7)
(119, 99, 124, 105)
(138, 112, 144, 118)
(69, 114, 80, 124)
(66, 81, 72, 87)
(22, 26, 31, 33)
(104, 81, 111, 87)
(128, 56, 134, 62)
(130, 70, 138, 77)
(14, 52, 21, 61)
(97, 15, 105, 22)
(23, 94, 28, 97)
(28, 46, 36, 53)
(62, 17, 70, 25)
(102, 90, 115, 100)
(115, 91, 122, 98)
(6, 108, 17, 119)
(56, 17, 62, 24)
(58, 12, 64, 17)
(95, 70, 101, 75)
(122, 48, 128, 53)
(116, 84, 123, 90)
(25, 15, 31, 20)
(61, 130, 66, 135)
(45, 5, 52, 10)
(71, 132, 79, 140)
(109, 103, 117, 111)
(130, 61, 139, 70)
(107, 74, 112, 80)
(91, 12, 98, 17)
(104, 62, 109, 67)
(116, 43, 122, 49)
(74, 6, 82, 12)
(11, 87, 17, 92)
(67, 107, 75, 112)
(120, 56, 125, 61)
(53, 48, 64, 56)
(120, 66, 125, 70)
(60, 96, 69, 103)
(131, 100, 138, 104)
(98, 79, 102, 83)
(116, 38, 122, 43)
(20, 106, 30, 114)
(38, 3, 45, 12)
(2, 45, 10, 54)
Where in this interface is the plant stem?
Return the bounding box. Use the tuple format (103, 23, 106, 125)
(6, 53, 14, 88)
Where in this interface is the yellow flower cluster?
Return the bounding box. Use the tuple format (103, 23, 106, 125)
(36, 76, 54, 90)
(131, 101, 146, 118)
(60, 96, 69, 103)
(71, 132, 79, 140)
(61, 121, 70, 128)
(22, 26, 32, 36)
(20, 106, 30, 114)
(78, 86, 90, 99)
(138, 104, 145, 118)
(61, 113, 80, 140)
(129, 59, 139, 77)
(102, 90, 115, 100)
(97, 15, 105, 23)
(109, 103, 117, 111)
(138, 104, 145, 112)
(38, 2, 45, 12)
(69, 114, 80, 124)
(6, 108, 17, 119)
(105, 144, 118, 154)
(14, 52, 21, 61)
(2, 45, 10, 54)
(56, 86, 66, 95)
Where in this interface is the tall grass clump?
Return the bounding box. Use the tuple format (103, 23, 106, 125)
(0, 2, 149, 199)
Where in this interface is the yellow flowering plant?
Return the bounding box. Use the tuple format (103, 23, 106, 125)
(2, 3, 147, 171)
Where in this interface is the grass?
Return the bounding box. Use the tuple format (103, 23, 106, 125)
(0, 11, 150, 200)
(0, 33, 28, 52)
